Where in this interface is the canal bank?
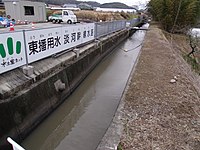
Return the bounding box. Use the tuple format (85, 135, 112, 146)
(21, 26, 148, 150)
(0, 25, 138, 149)
(98, 24, 200, 150)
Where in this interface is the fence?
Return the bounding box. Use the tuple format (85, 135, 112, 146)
(95, 20, 126, 38)
(0, 19, 139, 75)
(95, 19, 139, 38)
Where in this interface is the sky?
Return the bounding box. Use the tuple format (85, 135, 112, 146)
(78, 0, 150, 6)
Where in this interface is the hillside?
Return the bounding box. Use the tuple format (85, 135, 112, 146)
(28, 0, 101, 7)
(100, 2, 133, 9)
(22, 0, 135, 9)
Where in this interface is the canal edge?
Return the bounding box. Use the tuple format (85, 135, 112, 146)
(96, 28, 148, 150)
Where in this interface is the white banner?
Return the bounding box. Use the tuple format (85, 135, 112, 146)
(61, 25, 83, 48)
(0, 32, 26, 74)
(81, 23, 95, 43)
(0, 23, 95, 74)
(25, 27, 63, 63)
(26, 23, 95, 63)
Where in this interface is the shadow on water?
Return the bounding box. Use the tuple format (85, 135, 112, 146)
(22, 24, 149, 150)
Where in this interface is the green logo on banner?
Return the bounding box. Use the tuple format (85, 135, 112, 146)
(0, 37, 21, 59)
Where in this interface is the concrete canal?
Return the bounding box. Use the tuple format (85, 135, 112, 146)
(22, 25, 148, 150)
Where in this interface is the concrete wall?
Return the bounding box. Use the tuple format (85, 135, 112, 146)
(3, 0, 46, 22)
(0, 29, 134, 149)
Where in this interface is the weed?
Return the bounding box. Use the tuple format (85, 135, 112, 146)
(117, 142, 123, 150)
(183, 54, 200, 74)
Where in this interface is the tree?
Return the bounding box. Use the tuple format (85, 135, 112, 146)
(187, 30, 200, 58)
(148, 0, 200, 33)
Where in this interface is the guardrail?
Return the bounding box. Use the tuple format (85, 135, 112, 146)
(95, 20, 126, 38)
(95, 19, 139, 38)
(0, 19, 139, 75)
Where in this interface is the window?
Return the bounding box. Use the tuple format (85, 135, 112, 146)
(24, 6, 34, 15)
(68, 11, 74, 15)
(63, 11, 68, 15)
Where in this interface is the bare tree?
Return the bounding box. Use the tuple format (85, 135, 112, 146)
(187, 30, 200, 62)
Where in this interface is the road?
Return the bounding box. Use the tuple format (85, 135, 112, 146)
(0, 22, 85, 33)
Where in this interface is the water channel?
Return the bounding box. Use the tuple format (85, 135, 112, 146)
(22, 24, 148, 150)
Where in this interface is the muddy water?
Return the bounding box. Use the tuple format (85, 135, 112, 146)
(22, 26, 148, 150)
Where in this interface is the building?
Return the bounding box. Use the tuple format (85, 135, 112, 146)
(2, 0, 46, 22)
(0, 0, 4, 10)
(78, 3, 93, 10)
(63, 4, 77, 8)
(49, 3, 80, 11)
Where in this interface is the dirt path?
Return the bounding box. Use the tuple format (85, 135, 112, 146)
(118, 24, 200, 149)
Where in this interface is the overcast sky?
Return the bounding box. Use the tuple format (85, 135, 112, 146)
(78, 0, 150, 6)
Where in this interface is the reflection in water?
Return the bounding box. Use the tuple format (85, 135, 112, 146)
(22, 26, 148, 150)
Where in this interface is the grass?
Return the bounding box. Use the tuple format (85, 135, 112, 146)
(74, 10, 127, 22)
(117, 142, 123, 150)
(183, 54, 200, 75)
(161, 25, 200, 76)
(46, 9, 132, 22)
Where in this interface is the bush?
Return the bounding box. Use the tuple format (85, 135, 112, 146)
(120, 11, 130, 19)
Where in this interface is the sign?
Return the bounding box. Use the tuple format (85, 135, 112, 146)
(81, 23, 95, 43)
(25, 27, 62, 63)
(0, 32, 26, 74)
(0, 23, 95, 74)
(26, 23, 95, 63)
(62, 25, 83, 48)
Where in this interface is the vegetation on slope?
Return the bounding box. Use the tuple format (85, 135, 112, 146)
(148, 0, 200, 73)
(99, 2, 134, 9)
(148, 0, 200, 33)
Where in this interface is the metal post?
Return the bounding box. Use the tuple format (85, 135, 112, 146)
(22, 30, 28, 66)
(107, 22, 109, 35)
(7, 137, 25, 150)
(94, 23, 97, 38)
(112, 21, 114, 33)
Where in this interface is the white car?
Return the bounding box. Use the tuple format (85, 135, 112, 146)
(0, 18, 8, 27)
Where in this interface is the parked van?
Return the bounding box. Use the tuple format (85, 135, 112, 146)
(49, 10, 77, 24)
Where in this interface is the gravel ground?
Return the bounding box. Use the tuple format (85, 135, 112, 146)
(97, 24, 200, 150)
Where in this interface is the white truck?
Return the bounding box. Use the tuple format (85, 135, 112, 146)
(49, 10, 77, 24)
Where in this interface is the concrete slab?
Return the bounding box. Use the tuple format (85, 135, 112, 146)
(0, 40, 96, 100)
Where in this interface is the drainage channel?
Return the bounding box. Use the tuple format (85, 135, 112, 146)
(22, 25, 148, 150)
